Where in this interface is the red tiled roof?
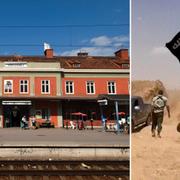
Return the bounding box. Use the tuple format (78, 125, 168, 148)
(0, 54, 129, 69)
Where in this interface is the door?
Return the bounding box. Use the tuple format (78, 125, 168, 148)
(3, 105, 29, 127)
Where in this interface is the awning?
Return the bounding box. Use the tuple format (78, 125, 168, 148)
(0, 96, 97, 101)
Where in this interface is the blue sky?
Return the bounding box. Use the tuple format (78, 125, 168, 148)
(132, 0, 180, 89)
(0, 0, 129, 56)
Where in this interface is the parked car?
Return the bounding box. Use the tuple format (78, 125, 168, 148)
(131, 96, 152, 132)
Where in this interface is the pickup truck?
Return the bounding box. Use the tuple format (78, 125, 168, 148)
(131, 96, 152, 131)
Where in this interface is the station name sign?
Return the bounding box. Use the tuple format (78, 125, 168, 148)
(4, 62, 27, 68)
(2, 101, 32, 105)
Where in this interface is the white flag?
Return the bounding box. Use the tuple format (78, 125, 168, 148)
(44, 42, 51, 51)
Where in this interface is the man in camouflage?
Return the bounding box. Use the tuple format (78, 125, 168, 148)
(151, 90, 170, 138)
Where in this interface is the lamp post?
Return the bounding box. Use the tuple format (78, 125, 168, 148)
(115, 101, 120, 134)
(98, 99, 108, 132)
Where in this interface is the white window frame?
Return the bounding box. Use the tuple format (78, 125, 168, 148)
(107, 81, 116, 94)
(4, 80, 13, 94)
(41, 80, 50, 94)
(73, 63, 81, 68)
(65, 81, 74, 94)
(19, 80, 29, 94)
(86, 81, 95, 94)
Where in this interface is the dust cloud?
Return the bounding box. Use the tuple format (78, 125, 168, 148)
(132, 80, 180, 180)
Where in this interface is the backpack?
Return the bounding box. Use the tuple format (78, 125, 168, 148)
(153, 96, 166, 111)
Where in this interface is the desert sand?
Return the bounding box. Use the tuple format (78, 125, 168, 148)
(132, 80, 180, 180)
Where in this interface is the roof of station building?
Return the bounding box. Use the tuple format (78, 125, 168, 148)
(0, 51, 129, 69)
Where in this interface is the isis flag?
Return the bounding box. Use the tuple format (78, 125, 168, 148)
(166, 32, 180, 62)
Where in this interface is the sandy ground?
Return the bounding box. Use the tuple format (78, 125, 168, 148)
(132, 80, 180, 180)
(132, 121, 180, 180)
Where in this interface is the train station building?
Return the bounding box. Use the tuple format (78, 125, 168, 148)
(0, 47, 129, 128)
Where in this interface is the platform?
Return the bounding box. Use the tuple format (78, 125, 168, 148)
(0, 128, 129, 146)
(0, 128, 129, 161)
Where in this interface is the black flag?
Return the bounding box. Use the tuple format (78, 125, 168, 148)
(166, 32, 180, 62)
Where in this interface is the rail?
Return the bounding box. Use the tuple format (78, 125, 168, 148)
(0, 160, 129, 177)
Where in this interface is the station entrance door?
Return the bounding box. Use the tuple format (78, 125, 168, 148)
(2, 101, 32, 128)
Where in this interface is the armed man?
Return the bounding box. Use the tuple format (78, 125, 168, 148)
(151, 90, 170, 138)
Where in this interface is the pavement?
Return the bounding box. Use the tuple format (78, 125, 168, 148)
(0, 128, 129, 147)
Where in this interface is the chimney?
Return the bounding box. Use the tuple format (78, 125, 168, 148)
(115, 49, 128, 59)
(77, 52, 88, 57)
(44, 49, 53, 58)
(44, 42, 53, 58)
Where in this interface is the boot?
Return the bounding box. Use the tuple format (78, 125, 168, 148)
(152, 130, 155, 137)
(157, 132, 161, 138)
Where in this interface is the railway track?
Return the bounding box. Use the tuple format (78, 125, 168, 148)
(0, 160, 129, 179)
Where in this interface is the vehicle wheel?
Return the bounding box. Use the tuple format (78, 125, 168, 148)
(177, 122, 180, 132)
(146, 115, 151, 126)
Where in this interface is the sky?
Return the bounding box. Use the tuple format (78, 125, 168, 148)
(0, 0, 129, 56)
(132, 0, 180, 89)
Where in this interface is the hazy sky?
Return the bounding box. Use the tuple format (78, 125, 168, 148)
(0, 0, 129, 56)
(132, 0, 180, 89)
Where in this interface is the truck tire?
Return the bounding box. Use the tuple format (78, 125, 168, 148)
(146, 115, 151, 126)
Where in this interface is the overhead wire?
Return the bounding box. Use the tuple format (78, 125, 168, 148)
(0, 24, 129, 48)
(0, 24, 128, 28)
(0, 44, 126, 47)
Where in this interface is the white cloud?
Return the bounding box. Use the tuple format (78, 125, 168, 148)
(90, 36, 112, 46)
(61, 49, 81, 56)
(61, 47, 115, 56)
(60, 35, 129, 56)
(151, 46, 169, 55)
(112, 36, 129, 42)
(114, 43, 123, 47)
(90, 35, 129, 46)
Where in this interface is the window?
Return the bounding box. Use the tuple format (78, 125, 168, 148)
(41, 80, 50, 94)
(86, 81, 95, 94)
(65, 81, 74, 94)
(122, 63, 129, 68)
(107, 81, 116, 94)
(4, 80, 13, 93)
(20, 80, 28, 93)
(73, 63, 81, 68)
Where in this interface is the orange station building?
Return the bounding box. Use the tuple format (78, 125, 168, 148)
(0, 47, 129, 128)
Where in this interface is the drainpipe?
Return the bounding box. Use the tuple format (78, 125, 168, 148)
(98, 99, 108, 132)
(115, 101, 120, 134)
(100, 106, 106, 131)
